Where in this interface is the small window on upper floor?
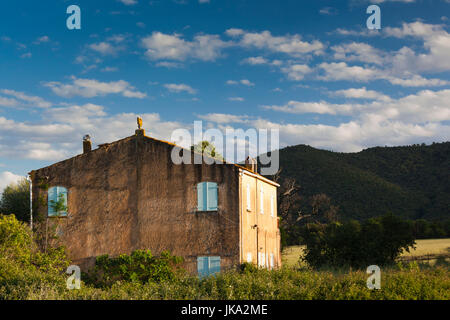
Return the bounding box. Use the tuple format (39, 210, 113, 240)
(197, 182, 218, 211)
(48, 186, 68, 217)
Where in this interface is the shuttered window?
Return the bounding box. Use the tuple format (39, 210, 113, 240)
(197, 256, 221, 277)
(197, 182, 218, 211)
(48, 186, 68, 217)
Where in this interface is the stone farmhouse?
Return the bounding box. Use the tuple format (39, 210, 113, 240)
(29, 122, 281, 276)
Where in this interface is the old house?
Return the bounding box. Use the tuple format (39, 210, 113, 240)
(29, 123, 281, 276)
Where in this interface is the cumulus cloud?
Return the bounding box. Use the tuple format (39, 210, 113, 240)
(264, 89, 450, 123)
(227, 29, 325, 56)
(317, 62, 449, 87)
(333, 87, 391, 101)
(141, 32, 230, 62)
(226, 79, 255, 86)
(88, 42, 123, 56)
(198, 113, 249, 124)
(118, 0, 137, 5)
(281, 64, 313, 81)
(228, 97, 245, 102)
(163, 83, 197, 94)
(0, 89, 52, 108)
(43, 76, 147, 98)
(0, 105, 184, 161)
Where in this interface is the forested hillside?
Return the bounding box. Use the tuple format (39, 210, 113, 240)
(264, 142, 449, 222)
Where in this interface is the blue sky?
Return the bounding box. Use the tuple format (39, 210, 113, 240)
(0, 0, 449, 191)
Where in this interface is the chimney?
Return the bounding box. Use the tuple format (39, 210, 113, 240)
(245, 156, 258, 173)
(83, 135, 92, 153)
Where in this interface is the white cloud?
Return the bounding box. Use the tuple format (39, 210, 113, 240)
(89, 42, 123, 55)
(333, 87, 391, 101)
(319, 7, 338, 15)
(101, 66, 119, 72)
(0, 171, 25, 196)
(228, 97, 245, 102)
(370, 0, 415, 3)
(0, 105, 184, 161)
(264, 89, 450, 124)
(20, 53, 32, 59)
(226, 79, 255, 86)
(118, 0, 137, 5)
(224, 28, 245, 37)
(281, 64, 313, 81)
(228, 29, 325, 56)
(242, 56, 269, 65)
(33, 35, 50, 45)
(318, 62, 381, 82)
(163, 83, 197, 94)
(198, 113, 249, 124)
(141, 32, 230, 62)
(331, 42, 385, 65)
(385, 22, 450, 73)
(0, 89, 52, 108)
(0, 96, 19, 108)
(264, 100, 353, 115)
(43, 76, 147, 99)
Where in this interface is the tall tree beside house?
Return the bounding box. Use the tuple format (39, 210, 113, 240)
(191, 140, 224, 161)
(0, 178, 30, 223)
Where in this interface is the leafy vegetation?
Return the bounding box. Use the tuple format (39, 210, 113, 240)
(262, 142, 450, 245)
(302, 214, 416, 268)
(84, 250, 184, 287)
(1, 214, 448, 300)
(0, 178, 30, 223)
(191, 140, 224, 161)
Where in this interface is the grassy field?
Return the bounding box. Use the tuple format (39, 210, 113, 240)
(282, 238, 450, 267)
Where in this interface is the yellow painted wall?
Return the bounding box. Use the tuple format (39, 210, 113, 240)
(239, 170, 281, 269)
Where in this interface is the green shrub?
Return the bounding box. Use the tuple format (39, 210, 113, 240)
(302, 213, 416, 269)
(84, 250, 184, 287)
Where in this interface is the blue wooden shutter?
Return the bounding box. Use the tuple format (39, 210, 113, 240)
(197, 183, 206, 211)
(209, 256, 221, 275)
(48, 187, 57, 216)
(207, 182, 218, 211)
(58, 187, 68, 216)
(197, 256, 209, 277)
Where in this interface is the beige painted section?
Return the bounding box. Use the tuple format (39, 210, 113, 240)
(239, 170, 281, 269)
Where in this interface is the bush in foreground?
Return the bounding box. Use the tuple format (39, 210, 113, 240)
(302, 214, 416, 269)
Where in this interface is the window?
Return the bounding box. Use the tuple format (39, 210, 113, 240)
(270, 253, 274, 270)
(197, 182, 218, 211)
(246, 252, 252, 263)
(48, 186, 68, 217)
(270, 195, 275, 217)
(260, 188, 264, 214)
(246, 183, 251, 211)
(197, 256, 221, 277)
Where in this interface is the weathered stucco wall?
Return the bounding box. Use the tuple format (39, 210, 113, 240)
(31, 132, 241, 273)
(240, 172, 281, 269)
